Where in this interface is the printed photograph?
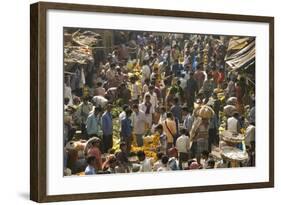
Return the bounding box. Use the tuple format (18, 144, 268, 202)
(63, 28, 255, 176)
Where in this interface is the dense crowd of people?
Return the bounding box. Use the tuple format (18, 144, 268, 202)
(63, 31, 256, 176)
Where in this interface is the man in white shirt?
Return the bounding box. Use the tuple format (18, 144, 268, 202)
(144, 85, 158, 110)
(132, 104, 147, 147)
(226, 112, 241, 134)
(139, 95, 154, 127)
(176, 129, 190, 170)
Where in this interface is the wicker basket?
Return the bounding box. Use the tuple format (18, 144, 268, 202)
(220, 130, 245, 145)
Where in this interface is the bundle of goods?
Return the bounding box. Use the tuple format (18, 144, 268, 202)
(84, 137, 101, 156)
(92, 96, 109, 108)
(198, 105, 215, 119)
(214, 88, 224, 94)
(223, 104, 237, 117)
(65, 139, 87, 159)
(220, 130, 245, 146)
(226, 97, 238, 105)
(64, 139, 87, 174)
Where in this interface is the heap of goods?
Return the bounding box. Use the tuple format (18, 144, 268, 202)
(130, 134, 160, 161)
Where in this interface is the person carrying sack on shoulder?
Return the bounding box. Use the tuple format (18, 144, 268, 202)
(162, 112, 177, 150)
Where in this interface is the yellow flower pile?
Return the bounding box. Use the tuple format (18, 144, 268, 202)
(131, 134, 160, 161)
(112, 137, 121, 152)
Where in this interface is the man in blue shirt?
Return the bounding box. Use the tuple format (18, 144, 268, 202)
(171, 59, 184, 77)
(170, 97, 182, 122)
(101, 104, 113, 153)
(86, 107, 101, 138)
(121, 108, 133, 152)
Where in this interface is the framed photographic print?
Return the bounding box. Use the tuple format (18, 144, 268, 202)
(30, 1, 274, 202)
